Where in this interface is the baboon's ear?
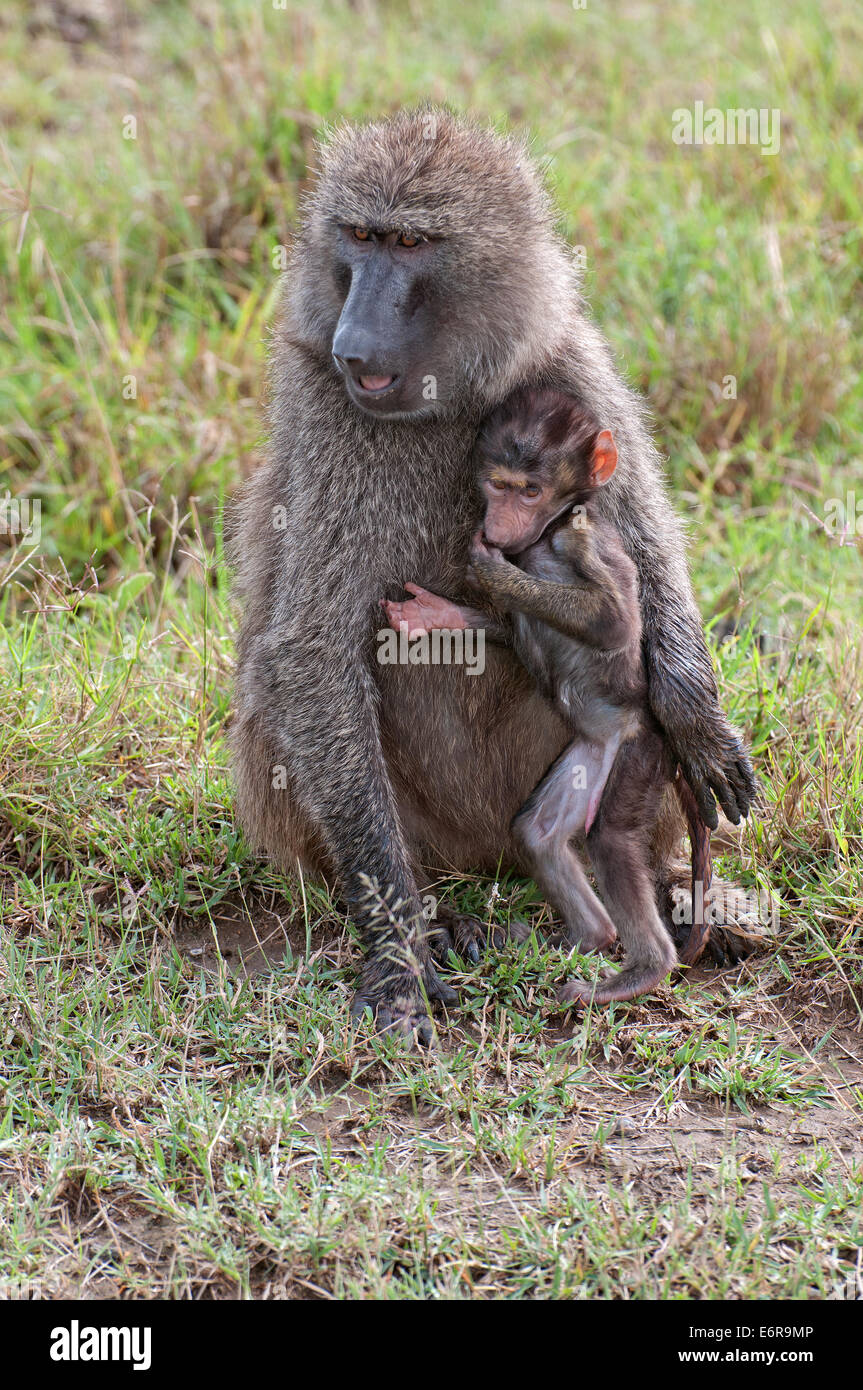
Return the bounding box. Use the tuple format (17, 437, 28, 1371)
(590, 429, 618, 485)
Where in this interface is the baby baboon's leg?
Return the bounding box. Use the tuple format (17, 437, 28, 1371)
(512, 741, 617, 953)
(562, 735, 676, 1005)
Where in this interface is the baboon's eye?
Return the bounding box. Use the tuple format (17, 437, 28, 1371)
(524, 484, 541, 498)
(398, 232, 421, 248)
(352, 226, 371, 241)
(491, 479, 507, 492)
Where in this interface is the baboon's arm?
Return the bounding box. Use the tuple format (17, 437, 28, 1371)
(557, 318, 758, 828)
(613, 481, 758, 830)
(255, 596, 456, 1039)
(469, 540, 633, 652)
(642, 588, 755, 830)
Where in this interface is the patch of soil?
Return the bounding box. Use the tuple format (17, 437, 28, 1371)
(173, 893, 326, 976)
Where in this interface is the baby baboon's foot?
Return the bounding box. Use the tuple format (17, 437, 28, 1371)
(549, 922, 617, 954)
(429, 906, 530, 965)
(682, 922, 754, 967)
(677, 917, 711, 967)
(558, 959, 670, 1007)
(669, 907, 725, 967)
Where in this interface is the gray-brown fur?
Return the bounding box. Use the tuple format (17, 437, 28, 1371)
(229, 108, 755, 1039)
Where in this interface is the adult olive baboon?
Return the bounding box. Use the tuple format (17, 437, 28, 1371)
(230, 109, 755, 1041)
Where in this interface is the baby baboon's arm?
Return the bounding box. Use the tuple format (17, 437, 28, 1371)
(469, 530, 634, 652)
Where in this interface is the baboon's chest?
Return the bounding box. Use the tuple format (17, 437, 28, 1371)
(353, 437, 479, 591)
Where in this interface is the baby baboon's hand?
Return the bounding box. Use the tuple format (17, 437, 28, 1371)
(468, 530, 505, 589)
(470, 529, 504, 564)
(555, 508, 598, 569)
(381, 583, 469, 636)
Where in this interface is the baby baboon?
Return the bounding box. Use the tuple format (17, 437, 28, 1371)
(384, 388, 714, 1002)
(230, 110, 755, 1040)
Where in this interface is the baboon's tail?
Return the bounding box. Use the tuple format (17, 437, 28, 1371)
(674, 773, 713, 966)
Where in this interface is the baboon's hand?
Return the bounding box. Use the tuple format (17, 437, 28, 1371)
(381, 584, 469, 636)
(470, 530, 504, 565)
(565, 512, 600, 568)
(664, 710, 757, 830)
(468, 530, 506, 589)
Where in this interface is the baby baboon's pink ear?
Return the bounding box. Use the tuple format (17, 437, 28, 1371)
(591, 429, 618, 485)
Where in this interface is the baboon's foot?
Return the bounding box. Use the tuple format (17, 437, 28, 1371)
(424, 959, 459, 1007)
(350, 961, 457, 1048)
(558, 959, 670, 1008)
(429, 906, 531, 965)
(676, 920, 753, 967)
(677, 916, 711, 968)
(548, 921, 617, 954)
(661, 875, 767, 968)
(670, 914, 736, 967)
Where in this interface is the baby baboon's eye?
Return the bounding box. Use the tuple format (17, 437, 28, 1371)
(491, 479, 508, 491)
(524, 484, 541, 498)
(353, 227, 371, 241)
(398, 232, 421, 248)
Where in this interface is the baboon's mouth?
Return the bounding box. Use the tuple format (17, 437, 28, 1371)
(357, 374, 397, 393)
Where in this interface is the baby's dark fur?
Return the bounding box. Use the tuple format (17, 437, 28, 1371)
(470, 388, 713, 1002)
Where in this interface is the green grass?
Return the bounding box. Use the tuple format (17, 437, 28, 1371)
(0, 0, 861, 1299)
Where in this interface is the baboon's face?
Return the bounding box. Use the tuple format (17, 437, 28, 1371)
(330, 223, 444, 419)
(302, 111, 560, 420)
(479, 466, 570, 553)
